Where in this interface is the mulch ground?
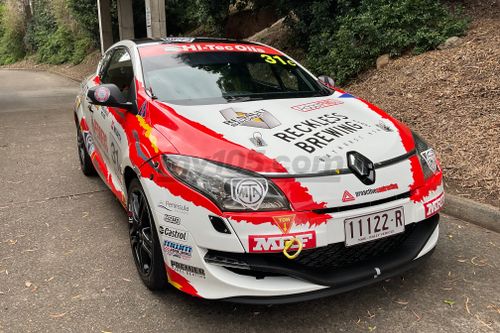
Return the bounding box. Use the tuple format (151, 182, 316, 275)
(348, 4, 500, 207)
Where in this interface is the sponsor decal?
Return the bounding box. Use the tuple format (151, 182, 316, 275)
(249, 231, 316, 253)
(159, 225, 188, 242)
(420, 148, 438, 173)
(75, 96, 81, 109)
(376, 120, 394, 132)
(99, 106, 109, 119)
(355, 183, 399, 198)
(163, 240, 192, 260)
(163, 214, 181, 225)
(138, 101, 147, 117)
(171, 260, 205, 279)
(82, 131, 95, 155)
(220, 108, 281, 129)
(158, 200, 190, 215)
(94, 86, 110, 103)
(163, 43, 267, 54)
(291, 99, 344, 112)
(111, 121, 121, 142)
(424, 192, 444, 218)
(230, 178, 268, 210)
(92, 118, 108, 154)
(109, 137, 121, 177)
(272, 215, 295, 234)
(250, 132, 267, 147)
(273, 112, 369, 154)
(261, 54, 296, 66)
(342, 190, 355, 202)
(136, 115, 159, 153)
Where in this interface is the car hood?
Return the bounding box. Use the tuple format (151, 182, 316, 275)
(153, 91, 414, 175)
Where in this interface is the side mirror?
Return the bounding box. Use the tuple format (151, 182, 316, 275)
(318, 75, 335, 89)
(87, 84, 134, 111)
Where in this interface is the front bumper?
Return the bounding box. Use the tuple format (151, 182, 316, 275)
(140, 176, 443, 302)
(195, 214, 439, 302)
(206, 214, 438, 287)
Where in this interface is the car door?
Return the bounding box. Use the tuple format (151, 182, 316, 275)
(90, 47, 135, 191)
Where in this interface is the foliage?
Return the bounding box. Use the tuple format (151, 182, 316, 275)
(0, 0, 469, 76)
(175, 0, 240, 34)
(168, 0, 273, 35)
(0, 1, 27, 64)
(278, 0, 468, 84)
(166, 0, 200, 35)
(24, 0, 57, 52)
(36, 25, 92, 64)
(67, 0, 99, 44)
(24, 0, 96, 64)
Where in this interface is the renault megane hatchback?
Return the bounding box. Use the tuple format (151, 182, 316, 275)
(74, 37, 444, 303)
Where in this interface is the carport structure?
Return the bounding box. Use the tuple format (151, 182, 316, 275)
(97, 0, 166, 53)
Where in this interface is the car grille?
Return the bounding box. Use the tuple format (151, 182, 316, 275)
(205, 216, 438, 285)
(267, 223, 416, 271)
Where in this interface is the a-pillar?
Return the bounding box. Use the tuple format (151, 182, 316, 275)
(97, 0, 113, 54)
(145, 0, 166, 38)
(117, 0, 135, 40)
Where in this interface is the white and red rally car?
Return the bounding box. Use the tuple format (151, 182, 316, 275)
(74, 37, 444, 303)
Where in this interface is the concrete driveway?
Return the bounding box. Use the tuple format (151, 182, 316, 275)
(0, 70, 498, 332)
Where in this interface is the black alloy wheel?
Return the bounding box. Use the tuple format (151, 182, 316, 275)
(127, 178, 167, 290)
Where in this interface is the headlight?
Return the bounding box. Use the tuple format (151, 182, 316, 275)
(412, 132, 439, 180)
(162, 155, 289, 212)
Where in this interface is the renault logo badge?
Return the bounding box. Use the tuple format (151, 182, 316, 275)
(347, 151, 376, 185)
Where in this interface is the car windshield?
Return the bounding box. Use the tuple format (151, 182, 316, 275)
(140, 49, 331, 105)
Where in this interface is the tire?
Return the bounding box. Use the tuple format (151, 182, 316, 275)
(127, 178, 168, 291)
(76, 125, 96, 176)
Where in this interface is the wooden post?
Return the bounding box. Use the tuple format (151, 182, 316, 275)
(145, 0, 166, 38)
(117, 0, 135, 40)
(97, 0, 114, 54)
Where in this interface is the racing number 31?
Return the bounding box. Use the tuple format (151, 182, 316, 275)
(261, 54, 296, 66)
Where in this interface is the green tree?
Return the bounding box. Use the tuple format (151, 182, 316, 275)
(0, 0, 28, 64)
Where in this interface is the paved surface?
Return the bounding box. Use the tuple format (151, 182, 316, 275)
(0, 70, 498, 333)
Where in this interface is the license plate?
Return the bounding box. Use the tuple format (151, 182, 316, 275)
(344, 207, 405, 247)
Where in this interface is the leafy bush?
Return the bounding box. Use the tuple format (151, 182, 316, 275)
(24, 0, 57, 53)
(0, 2, 27, 64)
(36, 25, 73, 64)
(67, 0, 99, 44)
(23, 0, 97, 64)
(280, 0, 468, 84)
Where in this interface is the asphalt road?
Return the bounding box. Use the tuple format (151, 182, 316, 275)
(0, 70, 498, 333)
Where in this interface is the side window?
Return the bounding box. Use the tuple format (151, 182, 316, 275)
(98, 51, 114, 77)
(101, 48, 135, 101)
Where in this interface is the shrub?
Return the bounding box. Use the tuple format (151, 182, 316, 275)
(0, 1, 27, 64)
(36, 25, 74, 64)
(67, 0, 99, 47)
(23, 0, 97, 65)
(24, 0, 57, 52)
(280, 0, 468, 84)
